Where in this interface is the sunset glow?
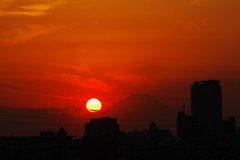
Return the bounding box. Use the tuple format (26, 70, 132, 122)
(0, 0, 240, 136)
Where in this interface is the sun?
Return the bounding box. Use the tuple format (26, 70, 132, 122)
(86, 98, 102, 113)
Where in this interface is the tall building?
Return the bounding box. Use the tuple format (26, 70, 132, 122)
(191, 80, 222, 123)
(177, 80, 236, 144)
(191, 80, 222, 135)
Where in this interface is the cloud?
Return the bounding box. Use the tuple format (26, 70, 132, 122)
(49, 64, 146, 94)
(0, 25, 61, 46)
(55, 64, 144, 83)
(0, 4, 51, 16)
(0, 0, 65, 16)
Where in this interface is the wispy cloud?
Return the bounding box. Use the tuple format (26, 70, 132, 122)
(0, 0, 65, 16)
(0, 25, 61, 46)
(0, 4, 51, 16)
(49, 64, 145, 93)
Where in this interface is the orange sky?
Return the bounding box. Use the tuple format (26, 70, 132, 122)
(0, 0, 240, 118)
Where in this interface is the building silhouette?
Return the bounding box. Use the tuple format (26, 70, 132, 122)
(177, 80, 236, 143)
(129, 121, 173, 148)
(177, 111, 198, 141)
(0, 127, 73, 160)
(40, 130, 55, 137)
(84, 117, 121, 138)
(191, 80, 222, 136)
(80, 117, 129, 160)
(56, 127, 68, 136)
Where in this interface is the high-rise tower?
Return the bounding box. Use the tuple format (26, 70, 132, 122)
(191, 80, 222, 134)
(177, 80, 236, 143)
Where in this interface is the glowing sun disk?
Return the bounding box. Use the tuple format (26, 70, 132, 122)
(86, 98, 102, 113)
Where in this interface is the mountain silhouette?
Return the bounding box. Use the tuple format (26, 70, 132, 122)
(97, 93, 178, 133)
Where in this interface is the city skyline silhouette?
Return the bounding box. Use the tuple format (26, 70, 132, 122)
(1, 80, 240, 159)
(0, 80, 238, 137)
(0, 80, 236, 136)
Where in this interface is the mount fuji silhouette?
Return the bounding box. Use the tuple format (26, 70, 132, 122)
(97, 93, 178, 133)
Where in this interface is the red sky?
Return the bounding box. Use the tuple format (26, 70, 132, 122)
(1, 0, 240, 120)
